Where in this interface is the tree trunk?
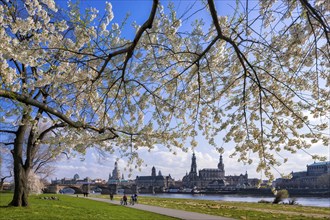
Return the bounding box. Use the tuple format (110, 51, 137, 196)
(9, 164, 29, 207)
(9, 115, 30, 207)
(0, 180, 4, 191)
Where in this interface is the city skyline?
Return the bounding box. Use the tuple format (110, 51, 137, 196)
(53, 142, 329, 181)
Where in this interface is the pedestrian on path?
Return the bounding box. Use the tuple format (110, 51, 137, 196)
(123, 194, 127, 205)
(133, 193, 138, 204)
(83, 196, 234, 220)
(130, 194, 135, 205)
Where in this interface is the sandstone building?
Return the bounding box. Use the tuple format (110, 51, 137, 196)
(275, 161, 330, 189)
(182, 153, 257, 190)
(135, 166, 175, 193)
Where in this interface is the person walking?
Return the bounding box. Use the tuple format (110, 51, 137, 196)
(133, 194, 138, 204)
(130, 194, 135, 205)
(123, 194, 127, 205)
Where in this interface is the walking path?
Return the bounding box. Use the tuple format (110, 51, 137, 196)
(85, 197, 234, 220)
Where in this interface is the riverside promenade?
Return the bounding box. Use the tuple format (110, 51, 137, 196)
(86, 197, 234, 220)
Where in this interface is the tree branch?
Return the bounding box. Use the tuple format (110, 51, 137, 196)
(94, 0, 159, 82)
(0, 89, 113, 134)
(299, 0, 330, 45)
(0, 129, 16, 134)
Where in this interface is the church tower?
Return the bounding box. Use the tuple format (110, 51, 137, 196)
(217, 154, 225, 177)
(112, 161, 121, 180)
(108, 161, 122, 184)
(151, 166, 156, 177)
(190, 153, 197, 174)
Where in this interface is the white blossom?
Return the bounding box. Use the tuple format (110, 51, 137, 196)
(0, 0, 329, 187)
(105, 1, 114, 22)
(40, 0, 58, 12)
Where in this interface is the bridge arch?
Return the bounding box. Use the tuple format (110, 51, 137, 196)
(46, 183, 111, 194)
(59, 186, 83, 194)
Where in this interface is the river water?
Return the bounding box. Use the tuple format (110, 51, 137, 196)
(139, 193, 330, 208)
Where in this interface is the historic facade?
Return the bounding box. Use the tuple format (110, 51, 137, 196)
(135, 166, 175, 193)
(199, 154, 225, 180)
(182, 153, 200, 188)
(182, 153, 252, 190)
(275, 161, 330, 189)
(108, 162, 125, 184)
(182, 153, 227, 189)
(225, 172, 250, 189)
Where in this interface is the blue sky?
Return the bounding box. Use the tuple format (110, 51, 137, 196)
(50, 0, 330, 182)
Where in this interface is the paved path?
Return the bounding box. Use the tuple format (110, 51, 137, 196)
(85, 197, 234, 220)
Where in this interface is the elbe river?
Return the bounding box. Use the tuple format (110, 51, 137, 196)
(63, 188, 329, 208)
(139, 193, 330, 208)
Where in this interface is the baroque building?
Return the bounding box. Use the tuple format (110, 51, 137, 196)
(199, 154, 225, 180)
(182, 153, 200, 188)
(182, 153, 225, 188)
(135, 166, 175, 193)
(182, 153, 252, 190)
(275, 161, 330, 189)
(182, 153, 226, 189)
(108, 162, 125, 184)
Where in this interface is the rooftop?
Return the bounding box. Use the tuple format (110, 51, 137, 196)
(308, 161, 330, 166)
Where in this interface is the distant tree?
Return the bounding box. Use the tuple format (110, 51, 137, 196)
(0, 144, 12, 191)
(27, 172, 44, 195)
(273, 189, 289, 204)
(0, 0, 329, 207)
(0, 171, 12, 191)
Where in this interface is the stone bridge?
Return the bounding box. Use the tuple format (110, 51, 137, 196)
(45, 183, 109, 194)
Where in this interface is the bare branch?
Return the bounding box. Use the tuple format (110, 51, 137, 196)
(0, 129, 16, 134)
(0, 89, 110, 133)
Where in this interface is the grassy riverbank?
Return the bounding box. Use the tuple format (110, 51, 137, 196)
(0, 193, 176, 220)
(138, 196, 330, 220)
(96, 194, 330, 220)
(1, 192, 329, 220)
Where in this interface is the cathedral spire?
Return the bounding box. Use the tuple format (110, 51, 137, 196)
(151, 166, 156, 177)
(218, 154, 224, 172)
(190, 152, 197, 174)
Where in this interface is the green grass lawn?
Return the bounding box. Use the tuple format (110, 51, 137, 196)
(2, 192, 329, 220)
(136, 196, 330, 220)
(95, 194, 330, 220)
(0, 193, 177, 220)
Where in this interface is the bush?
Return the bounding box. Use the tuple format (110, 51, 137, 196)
(273, 189, 289, 204)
